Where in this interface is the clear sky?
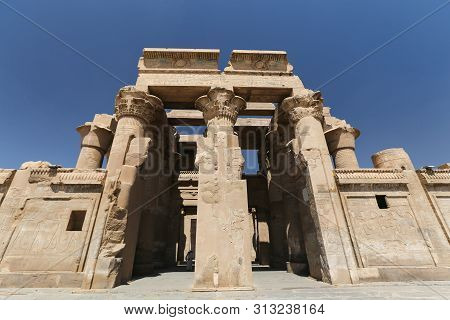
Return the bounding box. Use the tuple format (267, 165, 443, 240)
(0, 0, 449, 169)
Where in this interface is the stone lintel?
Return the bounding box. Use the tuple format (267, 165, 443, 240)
(136, 73, 304, 103)
(167, 102, 275, 116)
(139, 48, 220, 74)
(166, 109, 271, 127)
(225, 50, 293, 75)
(179, 134, 202, 143)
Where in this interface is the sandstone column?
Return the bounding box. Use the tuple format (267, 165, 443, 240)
(372, 148, 414, 170)
(84, 86, 164, 289)
(325, 126, 360, 169)
(193, 87, 253, 291)
(281, 90, 358, 284)
(76, 114, 116, 169)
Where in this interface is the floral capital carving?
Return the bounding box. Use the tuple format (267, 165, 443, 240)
(114, 86, 163, 124)
(77, 124, 114, 152)
(195, 87, 246, 126)
(280, 89, 324, 125)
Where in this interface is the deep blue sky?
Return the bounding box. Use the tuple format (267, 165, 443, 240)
(0, 0, 449, 169)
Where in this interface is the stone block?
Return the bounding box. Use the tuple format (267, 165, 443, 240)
(225, 50, 293, 75)
(139, 48, 220, 74)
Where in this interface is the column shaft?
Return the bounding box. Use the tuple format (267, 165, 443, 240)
(107, 117, 147, 174)
(333, 148, 359, 169)
(76, 147, 103, 169)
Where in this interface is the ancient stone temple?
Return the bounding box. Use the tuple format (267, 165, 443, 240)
(1, 48, 450, 290)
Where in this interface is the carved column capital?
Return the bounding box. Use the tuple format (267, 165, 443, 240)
(324, 125, 360, 169)
(76, 114, 116, 169)
(114, 86, 163, 125)
(280, 89, 324, 125)
(77, 124, 114, 153)
(325, 126, 360, 153)
(195, 87, 246, 126)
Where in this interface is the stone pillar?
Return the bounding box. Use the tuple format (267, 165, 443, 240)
(280, 89, 358, 284)
(84, 86, 163, 289)
(193, 87, 253, 291)
(325, 126, 360, 169)
(76, 114, 116, 169)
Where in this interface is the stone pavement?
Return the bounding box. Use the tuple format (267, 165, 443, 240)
(1, 270, 450, 300)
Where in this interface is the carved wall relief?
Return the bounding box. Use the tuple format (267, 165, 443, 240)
(345, 195, 434, 268)
(0, 198, 96, 272)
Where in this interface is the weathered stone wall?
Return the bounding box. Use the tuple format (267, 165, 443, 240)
(418, 169, 450, 253)
(0, 166, 106, 287)
(335, 167, 450, 282)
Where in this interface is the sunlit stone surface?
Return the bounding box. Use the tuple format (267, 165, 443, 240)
(0, 48, 449, 290)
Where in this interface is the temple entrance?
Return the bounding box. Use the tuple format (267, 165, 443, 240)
(131, 124, 310, 279)
(176, 204, 272, 268)
(245, 175, 272, 267)
(177, 206, 197, 268)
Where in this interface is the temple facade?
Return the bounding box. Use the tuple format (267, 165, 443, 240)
(0, 48, 449, 290)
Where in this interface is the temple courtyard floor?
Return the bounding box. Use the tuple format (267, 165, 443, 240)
(1, 270, 450, 300)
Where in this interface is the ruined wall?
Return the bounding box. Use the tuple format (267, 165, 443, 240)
(0, 166, 106, 287)
(335, 168, 450, 282)
(418, 169, 450, 249)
